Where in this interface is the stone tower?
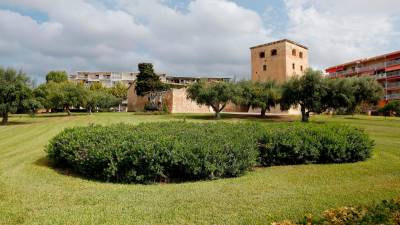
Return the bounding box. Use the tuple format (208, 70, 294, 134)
(250, 39, 309, 83)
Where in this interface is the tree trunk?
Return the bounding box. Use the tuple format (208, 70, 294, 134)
(215, 111, 221, 119)
(1, 112, 8, 125)
(260, 108, 267, 117)
(301, 106, 309, 122)
(88, 106, 92, 115)
(66, 106, 72, 116)
(212, 103, 226, 120)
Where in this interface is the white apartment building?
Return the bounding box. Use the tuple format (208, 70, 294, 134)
(69, 71, 138, 87)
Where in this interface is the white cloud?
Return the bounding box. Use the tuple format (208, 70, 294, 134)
(1, 0, 399, 82)
(284, 0, 400, 70)
(0, 0, 270, 81)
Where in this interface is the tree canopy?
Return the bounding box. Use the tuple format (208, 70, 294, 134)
(86, 89, 119, 114)
(281, 68, 328, 122)
(186, 80, 236, 119)
(108, 82, 128, 100)
(0, 67, 32, 125)
(135, 63, 167, 96)
(379, 100, 400, 117)
(235, 80, 280, 117)
(46, 71, 68, 83)
(45, 82, 88, 115)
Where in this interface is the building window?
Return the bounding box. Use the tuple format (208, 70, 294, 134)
(292, 63, 295, 69)
(263, 65, 267, 71)
(300, 65, 303, 71)
(271, 49, 277, 56)
(259, 52, 265, 58)
(292, 49, 297, 56)
(299, 52, 303, 58)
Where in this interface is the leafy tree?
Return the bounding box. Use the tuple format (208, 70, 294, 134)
(325, 78, 355, 113)
(379, 100, 400, 117)
(108, 82, 127, 99)
(23, 98, 43, 116)
(46, 71, 68, 83)
(135, 63, 167, 96)
(90, 82, 105, 91)
(0, 67, 32, 125)
(47, 82, 88, 116)
(86, 89, 119, 114)
(186, 80, 236, 119)
(33, 83, 51, 111)
(346, 77, 383, 114)
(236, 80, 280, 117)
(280, 68, 328, 122)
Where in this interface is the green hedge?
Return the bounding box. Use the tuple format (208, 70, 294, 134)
(258, 124, 373, 166)
(46, 122, 260, 183)
(47, 122, 373, 184)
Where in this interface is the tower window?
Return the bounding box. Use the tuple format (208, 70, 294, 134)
(299, 52, 303, 58)
(263, 65, 267, 71)
(292, 63, 295, 69)
(259, 52, 265, 58)
(271, 49, 277, 56)
(300, 65, 303, 71)
(292, 49, 297, 56)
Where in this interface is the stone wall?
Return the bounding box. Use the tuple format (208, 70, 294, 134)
(127, 84, 148, 112)
(169, 88, 212, 113)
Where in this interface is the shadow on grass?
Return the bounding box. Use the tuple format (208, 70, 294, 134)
(36, 113, 88, 118)
(34, 156, 85, 180)
(0, 121, 36, 126)
(172, 113, 298, 122)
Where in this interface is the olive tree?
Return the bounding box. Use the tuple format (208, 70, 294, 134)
(86, 89, 119, 114)
(0, 67, 32, 125)
(46, 82, 88, 116)
(280, 68, 329, 122)
(186, 80, 236, 119)
(46, 71, 68, 83)
(236, 80, 280, 117)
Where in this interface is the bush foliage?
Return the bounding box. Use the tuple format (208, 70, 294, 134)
(273, 197, 400, 225)
(47, 122, 373, 184)
(47, 122, 260, 183)
(258, 124, 373, 166)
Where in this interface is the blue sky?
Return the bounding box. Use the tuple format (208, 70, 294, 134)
(0, 0, 399, 83)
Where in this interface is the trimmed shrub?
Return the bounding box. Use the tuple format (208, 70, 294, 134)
(46, 122, 260, 183)
(258, 124, 373, 166)
(47, 121, 373, 184)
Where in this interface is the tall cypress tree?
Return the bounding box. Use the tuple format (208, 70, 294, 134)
(135, 63, 166, 96)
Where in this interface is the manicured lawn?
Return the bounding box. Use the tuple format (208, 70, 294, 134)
(0, 113, 399, 225)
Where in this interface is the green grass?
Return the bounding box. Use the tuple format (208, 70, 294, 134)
(0, 112, 399, 225)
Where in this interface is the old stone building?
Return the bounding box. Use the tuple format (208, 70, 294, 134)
(250, 39, 309, 115)
(251, 39, 309, 83)
(126, 76, 243, 113)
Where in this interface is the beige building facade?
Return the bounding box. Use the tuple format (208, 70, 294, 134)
(127, 76, 247, 113)
(251, 39, 309, 83)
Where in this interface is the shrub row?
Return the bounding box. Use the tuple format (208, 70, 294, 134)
(259, 124, 373, 166)
(46, 122, 260, 183)
(273, 197, 400, 225)
(46, 122, 374, 184)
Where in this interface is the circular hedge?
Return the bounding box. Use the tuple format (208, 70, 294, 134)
(46, 121, 373, 184)
(46, 122, 260, 183)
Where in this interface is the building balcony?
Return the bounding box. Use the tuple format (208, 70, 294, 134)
(387, 70, 400, 78)
(387, 58, 400, 67)
(386, 93, 400, 100)
(374, 73, 386, 79)
(386, 82, 400, 90)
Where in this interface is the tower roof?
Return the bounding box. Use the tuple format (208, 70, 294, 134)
(250, 39, 308, 50)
